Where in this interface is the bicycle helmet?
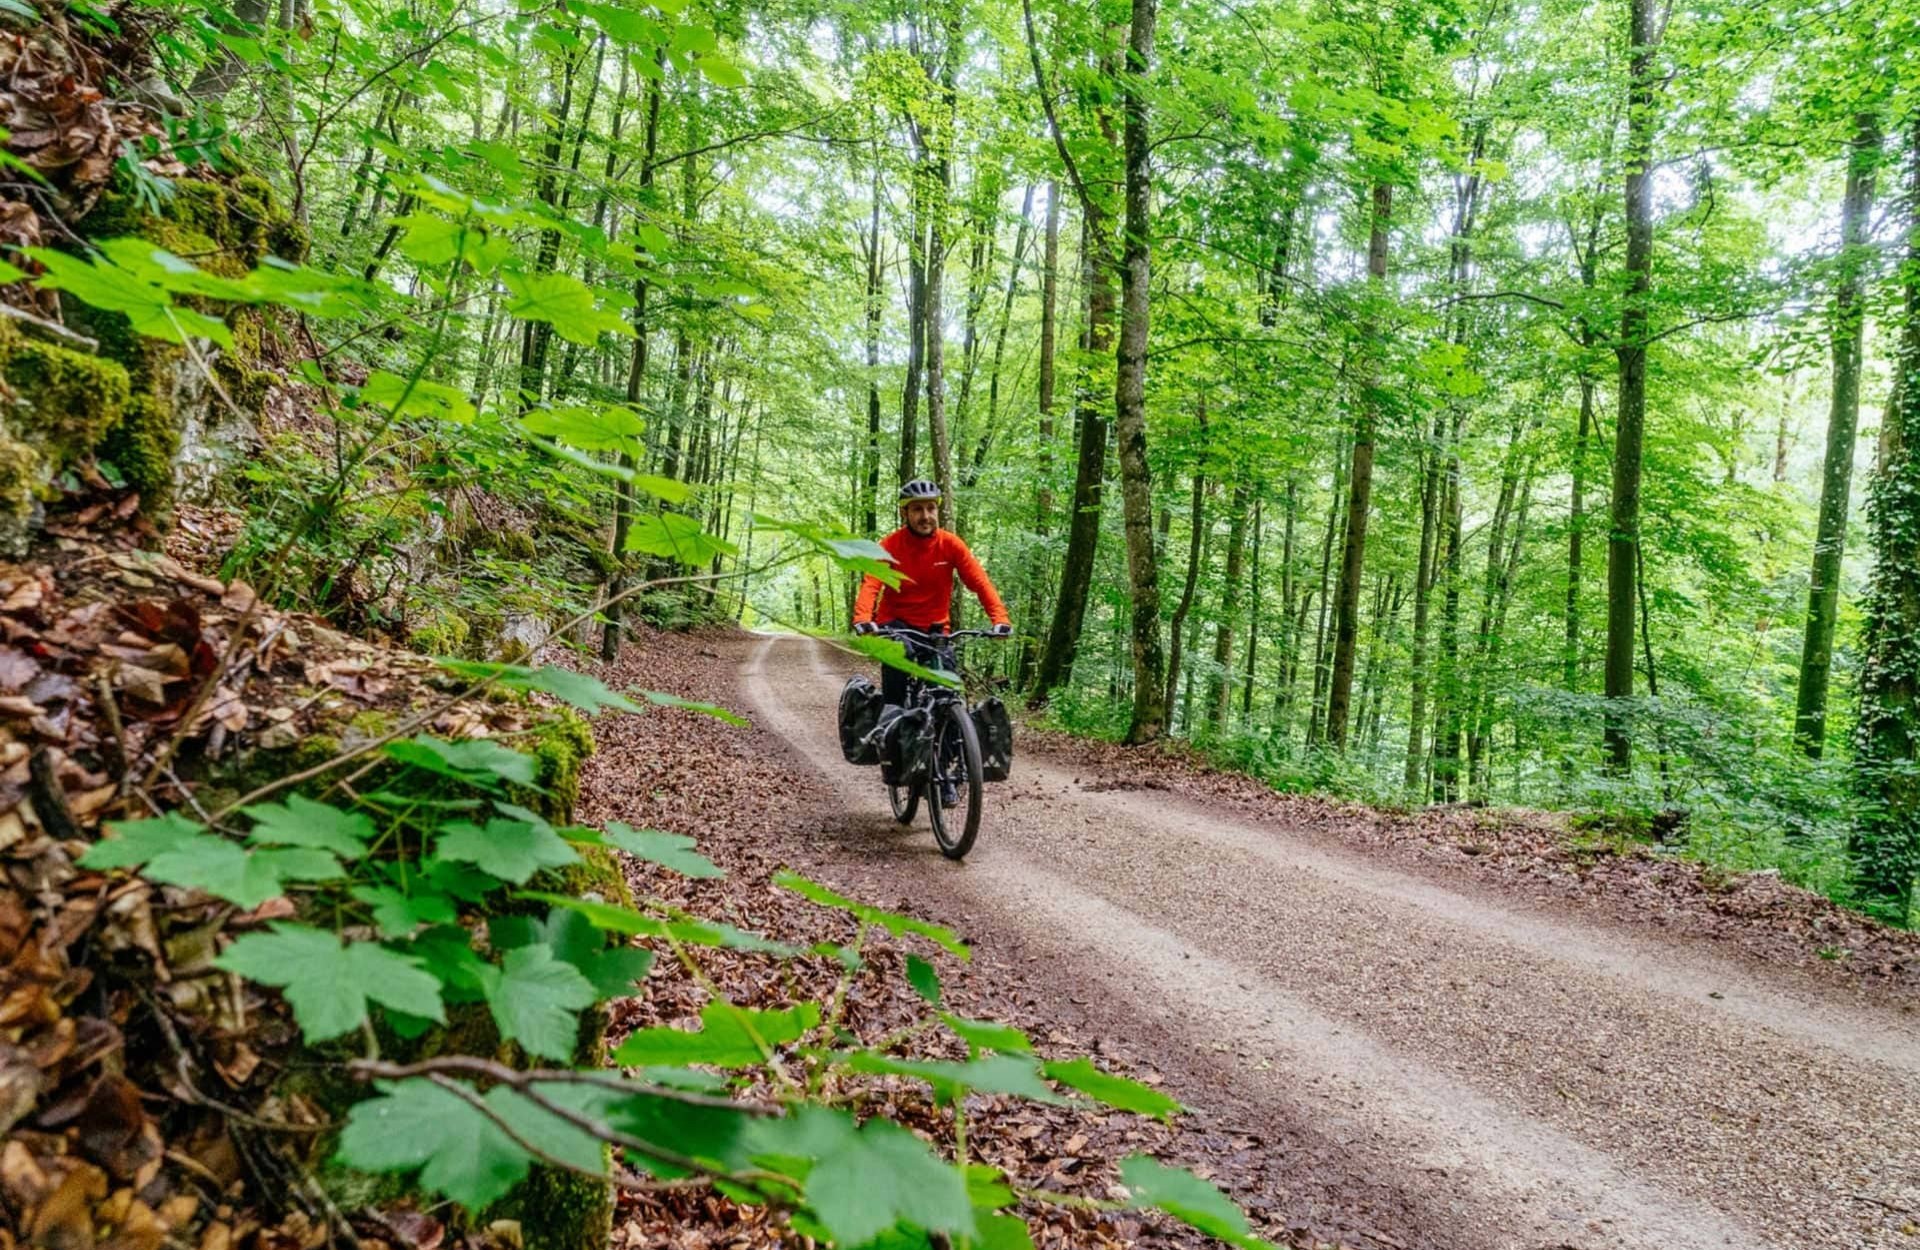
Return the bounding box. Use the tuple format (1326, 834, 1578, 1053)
(898, 478, 942, 502)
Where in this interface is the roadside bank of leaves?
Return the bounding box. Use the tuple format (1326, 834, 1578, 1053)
(581, 626, 1351, 1250)
(1017, 726, 1920, 1002)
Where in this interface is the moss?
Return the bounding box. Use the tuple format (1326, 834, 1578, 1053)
(411, 607, 475, 658)
(519, 710, 595, 822)
(97, 393, 179, 501)
(0, 335, 133, 461)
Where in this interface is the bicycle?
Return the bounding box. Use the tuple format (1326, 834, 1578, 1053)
(874, 625, 1001, 860)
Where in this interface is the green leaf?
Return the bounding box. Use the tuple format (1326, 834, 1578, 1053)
(845, 635, 959, 688)
(0, 259, 24, 282)
(386, 735, 538, 788)
(435, 818, 580, 884)
(756, 1106, 974, 1246)
(521, 893, 802, 955)
(905, 955, 940, 1005)
(79, 812, 204, 869)
(503, 269, 633, 345)
(974, 1214, 1037, 1250)
(613, 1000, 820, 1067)
(942, 1015, 1031, 1055)
(396, 213, 511, 272)
(1044, 1059, 1182, 1121)
(0, 1, 41, 23)
(26, 246, 233, 349)
(597, 823, 725, 878)
(774, 871, 969, 959)
(243, 794, 375, 859)
(84, 813, 342, 907)
(217, 924, 445, 1042)
(966, 1163, 1016, 1209)
(359, 370, 477, 424)
(520, 403, 648, 456)
(434, 659, 641, 715)
(697, 52, 747, 88)
(838, 1051, 1061, 1105)
(491, 906, 654, 1000)
(1117, 1156, 1272, 1249)
(625, 511, 736, 566)
(486, 943, 597, 1060)
(634, 689, 748, 726)
(337, 1078, 602, 1210)
(352, 884, 458, 939)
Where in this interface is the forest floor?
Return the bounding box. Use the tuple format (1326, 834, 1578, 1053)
(583, 626, 1920, 1250)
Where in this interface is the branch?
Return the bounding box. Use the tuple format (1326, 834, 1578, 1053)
(1020, 0, 1100, 229)
(1440, 289, 1567, 312)
(1642, 307, 1766, 345)
(349, 1056, 778, 1115)
(0, 301, 99, 351)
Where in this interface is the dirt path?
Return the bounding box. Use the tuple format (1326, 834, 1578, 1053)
(742, 633, 1920, 1250)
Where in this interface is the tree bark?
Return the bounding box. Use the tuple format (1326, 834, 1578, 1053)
(1165, 469, 1207, 717)
(1326, 183, 1392, 749)
(1114, 0, 1166, 743)
(1850, 115, 1920, 925)
(601, 64, 664, 661)
(1209, 483, 1250, 731)
(1405, 422, 1441, 793)
(1605, 0, 1664, 774)
(863, 152, 885, 537)
(1020, 181, 1063, 688)
(1241, 496, 1263, 724)
(1795, 111, 1882, 756)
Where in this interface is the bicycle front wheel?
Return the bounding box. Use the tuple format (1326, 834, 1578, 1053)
(888, 778, 920, 826)
(927, 704, 983, 860)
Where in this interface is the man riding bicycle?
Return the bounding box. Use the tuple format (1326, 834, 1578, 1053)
(852, 478, 1012, 712)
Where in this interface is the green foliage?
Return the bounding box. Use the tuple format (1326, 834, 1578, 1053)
(216, 924, 446, 1041)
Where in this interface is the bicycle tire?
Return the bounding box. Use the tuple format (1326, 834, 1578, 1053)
(927, 704, 983, 860)
(888, 779, 920, 825)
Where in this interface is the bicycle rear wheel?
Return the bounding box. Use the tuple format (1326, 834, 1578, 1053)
(927, 704, 983, 860)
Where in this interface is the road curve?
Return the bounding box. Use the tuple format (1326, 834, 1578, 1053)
(742, 634, 1920, 1250)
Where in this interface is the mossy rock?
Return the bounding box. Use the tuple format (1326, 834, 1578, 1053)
(0, 319, 135, 549)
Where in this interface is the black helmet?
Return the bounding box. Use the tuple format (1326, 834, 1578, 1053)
(898, 478, 941, 502)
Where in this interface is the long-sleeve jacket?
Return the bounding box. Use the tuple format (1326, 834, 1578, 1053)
(852, 527, 1010, 629)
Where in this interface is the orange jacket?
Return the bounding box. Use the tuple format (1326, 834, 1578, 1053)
(853, 527, 1010, 629)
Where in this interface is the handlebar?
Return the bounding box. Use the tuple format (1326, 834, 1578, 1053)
(872, 625, 1007, 643)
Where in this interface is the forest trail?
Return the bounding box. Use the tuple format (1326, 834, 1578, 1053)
(742, 633, 1920, 1250)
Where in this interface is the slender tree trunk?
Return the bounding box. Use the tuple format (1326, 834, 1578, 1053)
(1405, 423, 1441, 793)
(1307, 449, 1345, 748)
(1434, 423, 1466, 800)
(1565, 373, 1594, 690)
(1209, 484, 1249, 731)
(1020, 182, 1063, 687)
(1605, 0, 1664, 774)
(518, 43, 587, 408)
(864, 153, 885, 537)
(1796, 111, 1882, 755)
(1114, 0, 1165, 743)
(1030, 229, 1113, 703)
(601, 68, 663, 660)
(1326, 184, 1392, 748)
(901, 187, 926, 485)
(1241, 497, 1264, 724)
(1850, 114, 1920, 925)
(1165, 470, 1207, 716)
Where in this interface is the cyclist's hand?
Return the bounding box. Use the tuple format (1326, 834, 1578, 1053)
(853, 622, 878, 636)
(991, 622, 1013, 638)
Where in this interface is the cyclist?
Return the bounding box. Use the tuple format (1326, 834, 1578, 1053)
(853, 476, 1012, 711)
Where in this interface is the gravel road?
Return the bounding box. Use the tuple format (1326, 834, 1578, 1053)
(740, 634, 1920, 1250)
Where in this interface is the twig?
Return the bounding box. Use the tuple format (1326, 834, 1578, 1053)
(136, 985, 334, 1134)
(0, 302, 99, 351)
(93, 670, 130, 788)
(1850, 1193, 1918, 1218)
(348, 1055, 777, 1114)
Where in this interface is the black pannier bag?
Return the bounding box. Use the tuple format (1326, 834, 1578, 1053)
(973, 697, 1014, 782)
(838, 676, 885, 764)
(882, 706, 932, 780)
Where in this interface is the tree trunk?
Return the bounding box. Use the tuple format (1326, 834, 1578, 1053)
(1020, 181, 1063, 688)
(1605, 0, 1663, 774)
(1241, 496, 1263, 724)
(1209, 483, 1250, 731)
(1434, 424, 1466, 800)
(864, 153, 885, 538)
(1795, 111, 1882, 756)
(1114, 0, 1165, 743)
(1325, 184, 1392, 749)
(1405, 423, 1442, 793)
(1850, 115, 1920, 925)
(601, 65, 663, 661)
(1307, 447, 1345, 748)
(901, 190, 926, 485)
(1165, 470, 1207, 717)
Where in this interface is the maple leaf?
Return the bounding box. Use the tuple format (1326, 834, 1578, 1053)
(612, 1000, 819, 1067)
(244, 794, 375, 859)
(216, 924, 446, 1042)
(485, 944, 596, 1061)
(434, 818, 579, 884)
